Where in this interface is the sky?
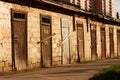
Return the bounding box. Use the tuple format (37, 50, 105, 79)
(116, 0, 120, 13)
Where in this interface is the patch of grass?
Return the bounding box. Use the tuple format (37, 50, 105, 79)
(82, 59, 102, 63)
(89, 64, 120, 80)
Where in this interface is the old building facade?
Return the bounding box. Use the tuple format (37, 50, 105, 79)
(0, 0, 120, 72)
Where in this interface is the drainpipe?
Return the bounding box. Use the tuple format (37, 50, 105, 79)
(86, 16, 89, 32)
(73, 13, 76, 31)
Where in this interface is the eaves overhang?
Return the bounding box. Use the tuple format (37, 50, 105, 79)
(1, 0, 120, 26)
(33, 0, 120, 26)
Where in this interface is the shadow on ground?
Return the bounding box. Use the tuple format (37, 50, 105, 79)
(89, 70, 120, 80)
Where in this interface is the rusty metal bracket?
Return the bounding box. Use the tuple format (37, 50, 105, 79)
(37, 33, 56, 44)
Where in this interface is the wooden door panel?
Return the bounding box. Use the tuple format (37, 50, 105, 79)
(62, 27, 70, 64)
(61, 18, 70, 64)
(77, 25, 84, 61)
(91, 26, 97, 60)
(41, 15, 52, 67)
(117, 31, 120, 57)
(101, 28, 106, 59)
(41, 25, 51, 67)
(109, 28, 114, 58)
(12, 11, 27, 70)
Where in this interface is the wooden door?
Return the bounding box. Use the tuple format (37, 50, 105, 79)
(117, 30, 120, 57)
(109, 28, 114, 58)
(12, 11, 27, 70)
(77, 23, 84, 62)
(61, 18, 70, 64)
(41, 15, 52, 67)
(101, 28, 106, 59)
(90, 25, 97, 60)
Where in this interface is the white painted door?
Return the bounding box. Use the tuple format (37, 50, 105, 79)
(61, 18, 70, 64)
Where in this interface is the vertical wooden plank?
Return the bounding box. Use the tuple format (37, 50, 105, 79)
(12, 11, 27, 70)
(90, 25, 97, 60)
(109, 28, 114, 58)
(117, 30, 120, 57)
(101, 28, 106, 59)
(61, 18, 70, 64)
(41, 15, 52, 67)
(77, 23, 84, 62)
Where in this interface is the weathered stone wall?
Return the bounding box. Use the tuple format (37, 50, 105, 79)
(11, 6, 77, 67)
(27, 8, 40, 69)
(0, 1, 120, 72)
(74, 16, 120, 61)
(69, 16, 78, 64)
(84, 18, 92, 60)
(0, 1, 78, 71)
(0, 1, 12, 72)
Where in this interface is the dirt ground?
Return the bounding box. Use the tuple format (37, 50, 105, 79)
(1, 59, 120, 80)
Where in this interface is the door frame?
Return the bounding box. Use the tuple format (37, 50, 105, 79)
(11, 9, 28, 70)
(76, 22, 84, 62)
(60, 18, 70, 64)
(101, 27, 106, 59)
(90, 24, 97, 60)
(109, 28, 114, 58)
(117, 30, 120, 57)
(40, 14, 52, 67)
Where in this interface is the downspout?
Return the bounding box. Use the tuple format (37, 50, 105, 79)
(86, 16, 89, 32)
(73, 13, 76, 31)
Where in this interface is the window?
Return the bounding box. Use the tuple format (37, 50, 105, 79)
(42, 17, 51, 24)
(14, 12, 25, 19)
(41, 15, 51, 26)
(77, 23, 83, 29)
